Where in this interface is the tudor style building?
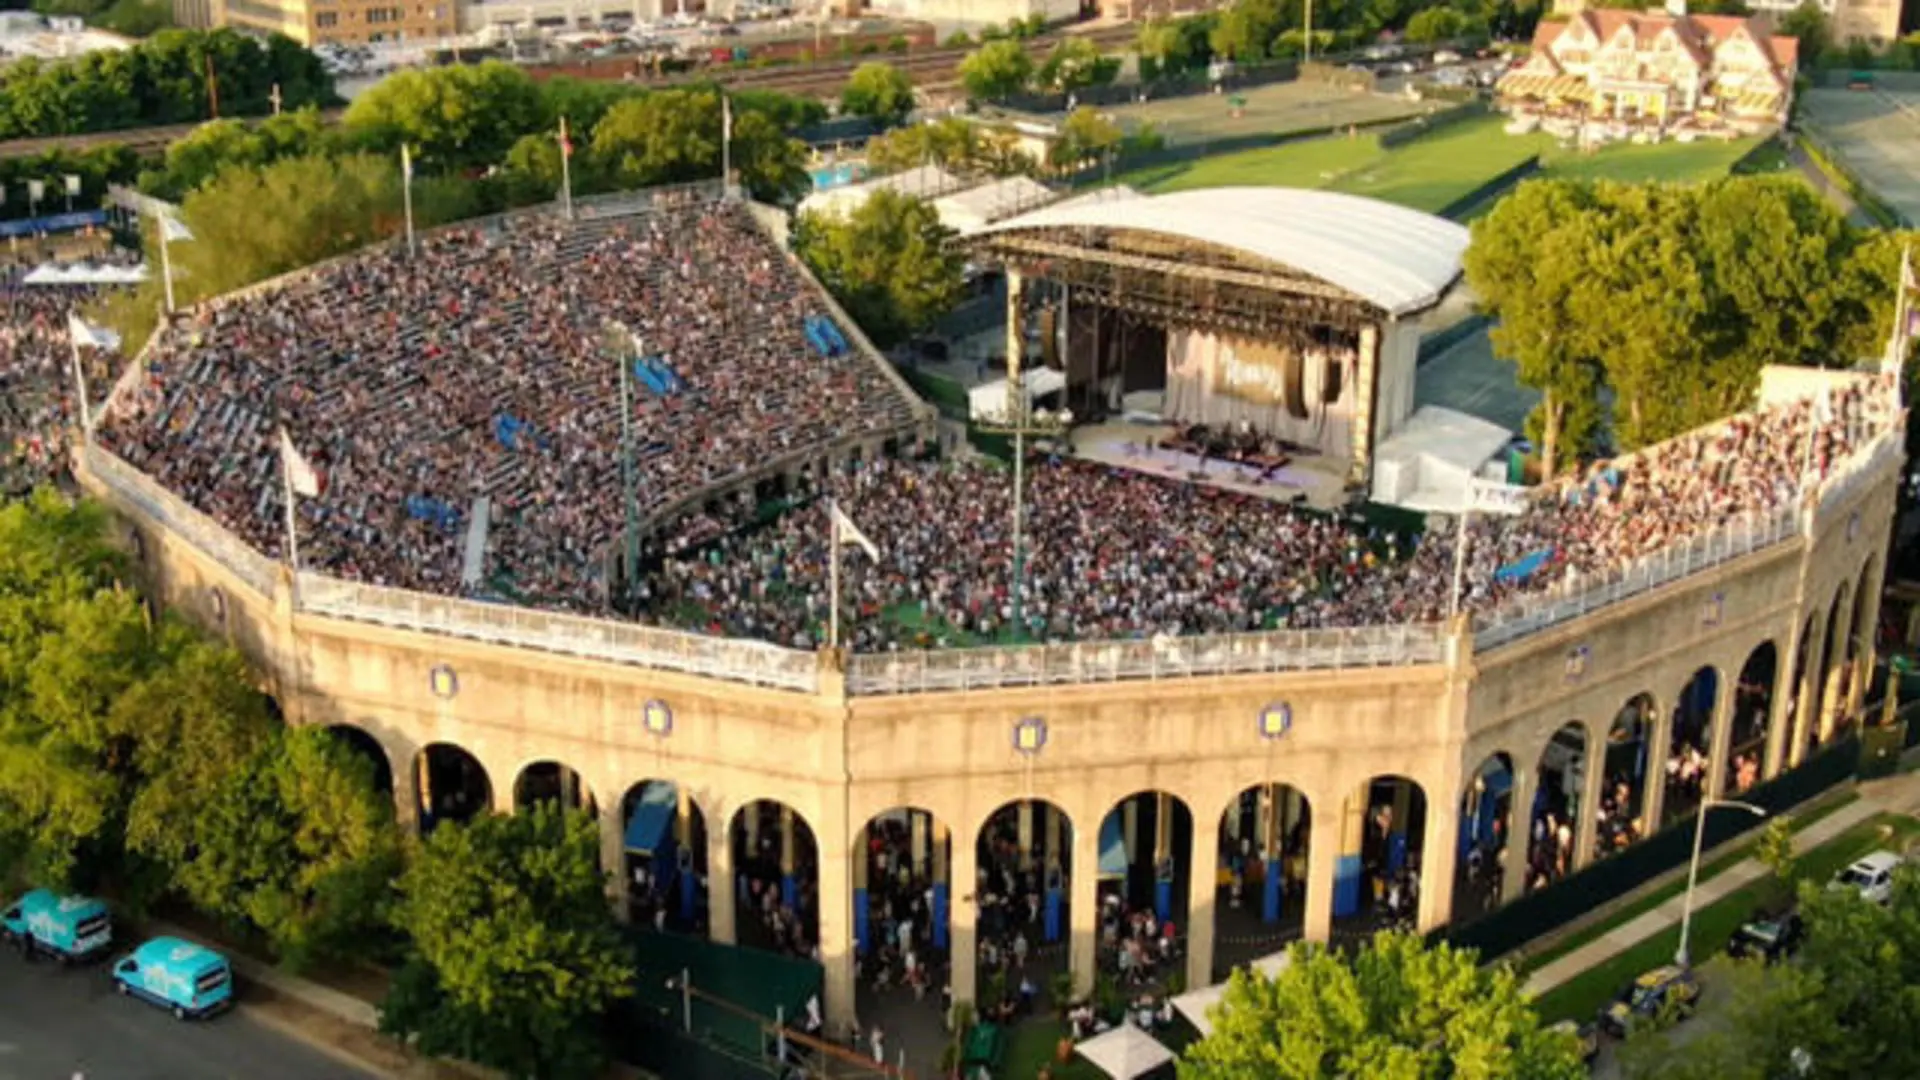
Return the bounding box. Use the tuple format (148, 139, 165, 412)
(1499, 4, 1800, 136)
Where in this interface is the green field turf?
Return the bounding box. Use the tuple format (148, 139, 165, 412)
(1118, 114, 1766, 213)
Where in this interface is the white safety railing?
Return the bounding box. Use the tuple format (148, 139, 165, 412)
(296, 574, 820, 692)
(83, 445, 281, 597)
(1471, 506, 1800, 651)
(844, 623, 1448, 696)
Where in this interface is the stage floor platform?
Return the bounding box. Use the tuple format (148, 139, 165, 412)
(1068, 420, 1354, 513)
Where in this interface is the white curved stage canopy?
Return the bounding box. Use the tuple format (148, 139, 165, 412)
(977, 187, 1470, 317)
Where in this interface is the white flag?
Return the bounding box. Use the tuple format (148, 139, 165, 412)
(722, 94, 732, 147)
(1464, 478, 1530, 517)
(829, 500, 878, 561)
(279, 428, 322, 498)
(63, 174, 80, 196)
(26, 179, 44, 202)
(159, 214, 194, 243)
(66, 312, 114, 350)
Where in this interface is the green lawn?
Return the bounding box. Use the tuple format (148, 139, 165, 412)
(1518, 792, 1859, 975)
(1118, 114, 1770, 214)
(1529, 813, 1920, 1025)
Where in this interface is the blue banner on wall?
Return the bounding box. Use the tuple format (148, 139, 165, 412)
(0, 210, 108, 239)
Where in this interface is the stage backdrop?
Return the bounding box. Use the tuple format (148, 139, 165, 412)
(1164, 329, 1357, 457)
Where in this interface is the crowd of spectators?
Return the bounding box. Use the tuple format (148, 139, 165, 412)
(0, 266, 128, 494)
(653, 375, 1897, 651)
(98, 196, 919, 603)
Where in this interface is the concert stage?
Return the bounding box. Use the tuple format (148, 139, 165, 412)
(1070, 421, 1352, 512)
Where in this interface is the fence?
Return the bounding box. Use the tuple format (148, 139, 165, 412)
(1435, 155, 1541, 221)
(1376, 99, 1492, 149)
(1471, 506, 1802, 652)
(295, 574, 822, 693)
(845, 623, 1449, 696)
(83, 444, 281, 597)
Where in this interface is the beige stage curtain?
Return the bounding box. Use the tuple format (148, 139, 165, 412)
(1163, 329, 1356, 456)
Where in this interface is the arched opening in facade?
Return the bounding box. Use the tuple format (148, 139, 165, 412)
(1596, 693, 1656, 860)
(1214, 784, 1310, 969)
(1662, 668, 1718, 828)
(513, 761, 596, 816)
(1332, 776, 1427, 932)
(731, 800, 820, 958)
(1453, 756, 1511, 921)
(1811, 587, 1851, 755)
(1728, 643, 1778, 794)
(973, 799, 1076, 1015)
(1097, 791, 1192, 986)
(1836, 567, 1874, 740)
(414, 743, 491, 832)
(1529, 723, 1588, 892)
(855, 806, 951, 1013)
(321, 724, 393, 799)
(1788, 615, 1817, 762)
(620, 781, 708, 935)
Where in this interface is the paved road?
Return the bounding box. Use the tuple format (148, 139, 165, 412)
(0, 949, 374, 1080)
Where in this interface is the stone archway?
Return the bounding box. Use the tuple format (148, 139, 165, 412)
(1811, 586, 1852, 754)
(1214, 783, 1310, 970)
(1454, 755, 1511, 920)
(1529, 722, 1587, 892)
(1727, 643, 1778, 794)
(413, 742, 491, 832)
(513, 761, 596, 816)
(1332, 776, 1427, 932)
(731, 799, 820, 957)
(322, 723, 393, 799)
(620, 779, 708, 936)
(1662, 668, 1718, 828)
(1595, 693, 1656, 861)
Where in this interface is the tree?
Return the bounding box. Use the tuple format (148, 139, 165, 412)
(840, 61, 916, 126)
(958, 39, 1035, 101)
(136, 107, 328, 201)
(1405, 7, 1466, 43)
(1136, 19, 1195, 78)
(1778, 1, 1831, 64)
(591, 88, 720, 189)
(1037, 37, 1116, 93)
(343, 61, 546, 170)
(1179, 933, 1587, 1079)
(730, 108, 810, 204)
(1209, 0, 1285, 62)
(381, 805, 634, 1080)
(161, 726, 401, 969)
(1617, 961, 1835, 1080)
(796, 189, 966, 349)
(1752, 815, 1798, 912)
(1051, 106, 1123, 171)
(866, 116, 1038, 177)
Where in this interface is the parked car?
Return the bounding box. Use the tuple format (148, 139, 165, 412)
(1548, 1018, 1599, 1063)
(1599, 965, 1699, 1037)
(1726, 908, 1805, 963)
(1832, 850, 1901, 905)
(111, 937, 234, 1021)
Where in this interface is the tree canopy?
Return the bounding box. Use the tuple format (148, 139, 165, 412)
(795, 188, 966, 349)
(1465, 176, 1905, 476)
(840, 61, 917, 127)
(1180, 932, 1586, 1079)
(0, 28, 333, 141)
(380, 805, 635, 1080)
(342, 61, 548, 171)
(959, 39, 1036, 101)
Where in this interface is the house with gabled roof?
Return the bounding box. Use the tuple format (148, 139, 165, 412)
(1497, 1, 1799, 138)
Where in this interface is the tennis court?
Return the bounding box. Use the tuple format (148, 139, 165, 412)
(1798, 87, 1920, 225)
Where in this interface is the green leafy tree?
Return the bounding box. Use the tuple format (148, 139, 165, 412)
(1753, 815, 1798, 911)
(343, 61, 545, 170)
(1136, 20, 1194, 78)
(1037, 37, 1114, 92)
(1617, 960, 1835, 1080)
(163, 726, 401, 969)
(136, 107, 328, 200)
(1405, 7, 1466, 43)
(1210, 0, 1286, 61)
(958, 39, 1035, 101)
(1051, 106, 1123, 170)
(1778, 1, 1831, 63)
(381, 805, 634, 1080)
(591, 88, 720, 188)
(730, 107, 810, 204)
(796, 189, 965, 349)
(1179, 933, 1586, 1079)
(840, 61, 917, 126)
(729, 87, 829, 132)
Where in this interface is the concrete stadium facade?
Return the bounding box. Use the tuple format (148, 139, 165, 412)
(75, 383, 1904, 1030)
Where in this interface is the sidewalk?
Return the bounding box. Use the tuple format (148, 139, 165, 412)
(1524, 771, 1920, 997)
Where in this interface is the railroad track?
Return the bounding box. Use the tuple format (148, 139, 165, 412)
(0, 23, 1136, 161)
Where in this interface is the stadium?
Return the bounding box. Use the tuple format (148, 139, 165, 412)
(61, 178, 1904, 1041)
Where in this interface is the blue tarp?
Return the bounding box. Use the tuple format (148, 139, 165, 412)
(494, 414, 532, 451)
(803, 315, 848, 358)
(1098, 810, 1127, 880)
(404, 496, 461, 531)
(632, 356, 683, 396)
(0, 210, 107, 239)
(624, 781, 676, 855)
(1494, 547, 1554, 583)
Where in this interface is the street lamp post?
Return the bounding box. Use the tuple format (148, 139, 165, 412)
(1676, 797, 1767, 968)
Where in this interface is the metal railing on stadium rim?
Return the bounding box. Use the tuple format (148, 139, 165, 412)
(83, 444, 282, 597)
(294, 573, 822, 693)
(844, 623, 1449, 696)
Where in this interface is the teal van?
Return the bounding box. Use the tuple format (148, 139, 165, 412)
(111, 937, 234, 1020)
(1, 889, 113, 962)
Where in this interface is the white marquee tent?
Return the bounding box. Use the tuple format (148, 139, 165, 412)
(968, 366, 1067, 423)
(1169, 948, 1295, 1038)
(19, 261, 148, 286)
(1074, 1021, 1175, 1080)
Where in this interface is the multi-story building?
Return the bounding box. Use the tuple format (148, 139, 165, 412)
(1500, 4, 1800, 137)
(212, 0, 458, 47)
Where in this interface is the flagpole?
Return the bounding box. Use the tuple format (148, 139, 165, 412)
(559, 116, 575, 222)
(67, 331, 92, 443)
(721, 94, 733, 198)
(281, 445, 302, 598)
(828, 499, 841, 650)
(159, 223, 176, 313)
(1449, 505, 1472, 619)
(402, 145, 417, 260)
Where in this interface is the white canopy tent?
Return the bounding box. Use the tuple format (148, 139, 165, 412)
(19, 262, 148, 286)
(1170, 948, 1295, 1038)
(1074, 1021, 1176, 1080)
(968, 366, 1067, 423)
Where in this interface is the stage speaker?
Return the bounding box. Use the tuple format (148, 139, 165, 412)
(1324, 352, 1344, 404)
(1040, 307, 1061, 369)
(1284, 346, 1308, 419)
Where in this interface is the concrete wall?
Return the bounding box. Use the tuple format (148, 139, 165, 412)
(78, 410, 1902, 1029)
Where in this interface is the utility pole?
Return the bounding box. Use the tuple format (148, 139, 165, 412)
(204, 54, 220, 119)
